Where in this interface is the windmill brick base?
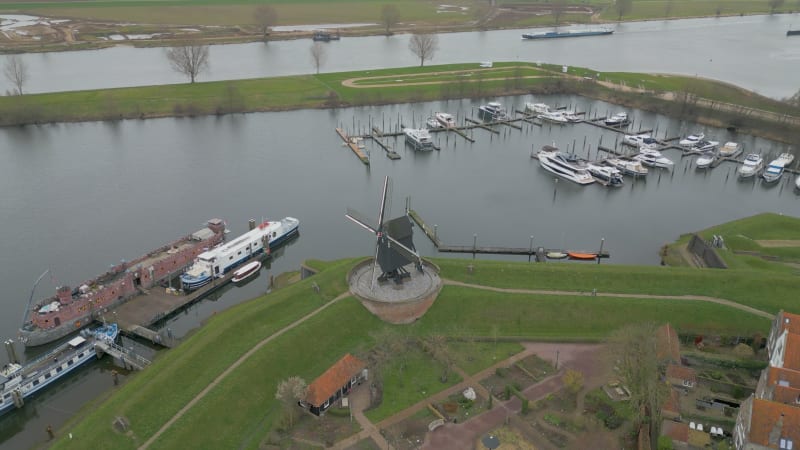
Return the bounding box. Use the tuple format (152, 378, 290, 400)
(347, 258, 443, 324)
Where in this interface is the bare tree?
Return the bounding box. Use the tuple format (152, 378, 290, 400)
(408, 32, 438, 67)
(166, 44, 209, 84)
(4, 55, 28, 95)
(615, 0, 633, 20)
(768, 0, 785, 13)
(254, 5, 278, 41)
(608, 323, 668, 428)
(275, 376, 307, 428)
(310, 42, 326, 74)
(381, 5, 400, 35)
(552, 0, 568, 25)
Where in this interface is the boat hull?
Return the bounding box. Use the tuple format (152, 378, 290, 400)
(232, 261, 261, 283)
(522, 30, 613, 39)
(568, 252, 598, 260)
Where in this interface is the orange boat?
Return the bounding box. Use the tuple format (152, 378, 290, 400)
(567, 251, 597, 260)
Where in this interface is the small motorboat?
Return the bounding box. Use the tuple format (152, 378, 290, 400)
(679, 133, 705, 147)
(691, 140, 719, 152)
(738, 153, 763, 178)
(796, 174, 800, 190)
(435, 112, 456, 128)
(538, 111, 568, 124)
(567, 251, 598, 260)
(695, 151, 717, 169)
(425, 117, 442, 129)
(546, 251, 568, 260)
(525, 102, 550, 115)
(587, 164, 624, 187)
(604, 157, 649, 177)
(762, 153, 795, 183)
(604, 112, 629, 127)
(633, 149, 674, 169)
(719, 142, 742, 158)
(232, 260, 262, 283)
(623, 133, 650, 147)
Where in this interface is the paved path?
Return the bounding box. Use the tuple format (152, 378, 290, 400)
(138, 292, 351, 450)
(442, 279, 775, 320)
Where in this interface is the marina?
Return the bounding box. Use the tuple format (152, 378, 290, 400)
(0, 94, 798, 448)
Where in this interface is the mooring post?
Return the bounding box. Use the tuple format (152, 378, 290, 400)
(597, 238, 605, 265)
(529, 235, 534, 262)
(434, 224, 438, 242)
(473, 234, 477, 259)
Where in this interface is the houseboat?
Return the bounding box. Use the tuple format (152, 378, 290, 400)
(1, 323, 119, 416)
(403, 128, 436, 151)
(180, 217, 299, 291)
(478, 102, 509, 122)
(19, 219, 226, 347)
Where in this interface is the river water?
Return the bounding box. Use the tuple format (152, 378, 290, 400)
(1, 17, 800, 448)
(2, 14, 799, 98)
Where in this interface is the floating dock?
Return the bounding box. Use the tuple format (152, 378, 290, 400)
(408, 208, 608, 261)
(335, 128, 370, 165)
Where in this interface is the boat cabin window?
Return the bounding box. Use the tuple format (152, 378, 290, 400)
(56, 367, 62, 373)
(67, 360, 73, 366)
(33, 379, 40, 386)
(45, 373, 51, 379)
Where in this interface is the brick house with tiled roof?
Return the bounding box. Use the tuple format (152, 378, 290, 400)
(735, 310, 800, 449)
(662, 388, 682, 421)
(666, 364, 697, 389)
(661, 420, 690, 449)
(303, 353, 367, 416)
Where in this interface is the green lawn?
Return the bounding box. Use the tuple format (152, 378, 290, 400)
(448, 341, 525, 375)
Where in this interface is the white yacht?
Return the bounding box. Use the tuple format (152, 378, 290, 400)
(695, 151, 716, 169)
(719, 142, 742, 158)
(796, 174, 800, 190)
(604, 112, 628, 127)
(623, 133, 650, 147)
(587, 164, 624, 187)
(604, 157, 649, 177)
(538, 111, 568, 124)
(633, 148, 674, 169)
(679, 133, 705, 147)
(738, 153, 764, 178)
(762, 153, 795, 183)
(536, 147, 595, 185)
(434, 112, 456, 128)
(524, 102, 550, 114)
(691, 140, 719, 152)
(425, 117, 441, 129)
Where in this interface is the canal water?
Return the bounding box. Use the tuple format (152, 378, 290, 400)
(0, 101, 798, 447)
(1, 13, 799, 98)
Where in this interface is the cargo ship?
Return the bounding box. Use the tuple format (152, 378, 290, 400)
(522, 28, 614, 40)
(19, 219, 226, 348)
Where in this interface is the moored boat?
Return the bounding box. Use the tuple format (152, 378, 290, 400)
(679, 133, 705, 147)
(633, 149, 674, 169)
(524, 102, 550, 115)
(691, 140, 719, 152)
(425, 117, 442, 129)
(403, 128, 436, 151)
(604, 157, 649, 177)
(567, 251, 598, 260)
(478, 102, 509, 122)
(719, 142, 742, 158)
(232, 261, 262, 283)
(545, 251, 568, 260)
(434, 112, 456, 128)
(536, 147, 594, 185)
(738, 153, 764, 178)
(796, 174, 800, 190)
(762, 153, 795, 183)
(623, 134, 659, 150)
(538, 110, 568, 124)
(1, 323, 120, 416)
(180, 217, 299, 291)
(604, 112, 629, 127)
(587, 164, 624, 187)
(695, 151, 717, 169)
(522, 28, 614, 40)
(19, 219, 226, 347)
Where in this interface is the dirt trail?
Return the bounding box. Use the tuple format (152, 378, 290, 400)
(442, 279, 775, 320)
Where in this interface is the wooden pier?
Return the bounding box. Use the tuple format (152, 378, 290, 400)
(369, 128, 401, 160)
(464, 117, 500, 134)
(335, 128, 370, 165)
(408, 208, 609, 261)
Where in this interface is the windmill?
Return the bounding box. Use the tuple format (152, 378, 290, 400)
(346, 176, 423, 288)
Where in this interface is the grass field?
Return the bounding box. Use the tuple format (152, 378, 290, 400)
(47, 221, 792, 449)
(3, 61, 795, 129)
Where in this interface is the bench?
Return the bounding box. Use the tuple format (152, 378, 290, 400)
(428, 419, 445, 432)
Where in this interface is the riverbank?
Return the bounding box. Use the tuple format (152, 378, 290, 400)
(1, 1, 798, 54)
(3, 62, 798, 144)
(43, 210, 800, 448)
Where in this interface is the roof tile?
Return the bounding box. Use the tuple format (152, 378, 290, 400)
(748, 398, 800, 446)
(666, 364, 697, 383)
(305, 353, 366, 407)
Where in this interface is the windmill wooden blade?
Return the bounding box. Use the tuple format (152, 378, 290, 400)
(345, 208, 377, 234)
(376, 176, 390, 231)
(370, 238, 381, 290)
(385, 234, 421, 265)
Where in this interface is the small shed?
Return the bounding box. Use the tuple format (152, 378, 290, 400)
(304, 353, 367, 416)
